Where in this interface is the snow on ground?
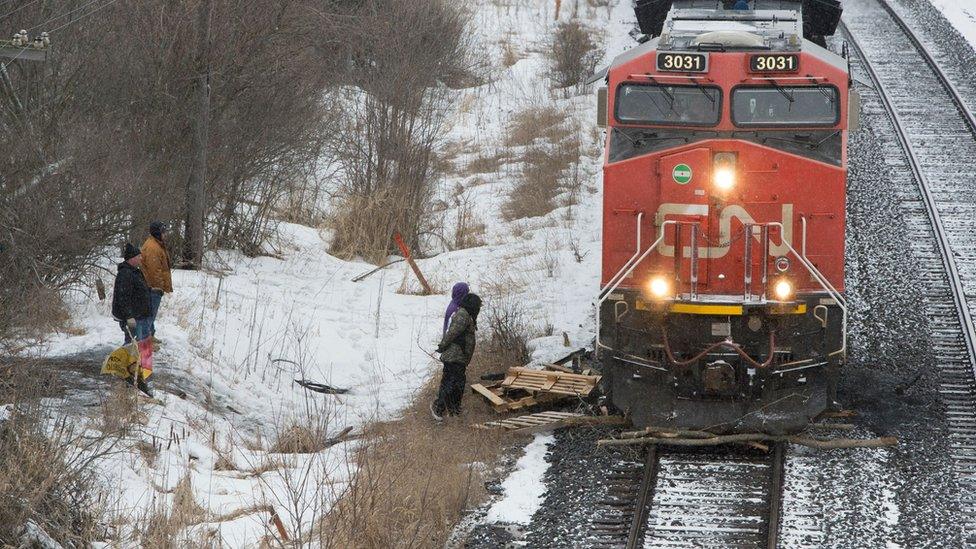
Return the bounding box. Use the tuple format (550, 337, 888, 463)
(927, 0, 976, 46)
(23, 0, 637, 545)
(484, 433, 555, 524)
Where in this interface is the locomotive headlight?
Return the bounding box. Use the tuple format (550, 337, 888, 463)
(713, 152, 737, 191)
(773, 279, 794, 301)
(648, 276, 671, 299)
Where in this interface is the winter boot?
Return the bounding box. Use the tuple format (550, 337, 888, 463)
(429, 402, 444, 422)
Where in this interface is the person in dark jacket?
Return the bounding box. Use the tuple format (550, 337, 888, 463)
(431, 292, 482, 420)
(112, 243, 152, 345)
(731, 0, 750, 9)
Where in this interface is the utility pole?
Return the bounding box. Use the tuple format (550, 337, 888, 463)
(183, 0, 212, 269)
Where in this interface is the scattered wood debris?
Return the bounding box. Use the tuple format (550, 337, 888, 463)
(597, 425, 897, 450)
(470, 366, 601, 413)
(470, 382, 568, 413)
(295, 379, 349, 395)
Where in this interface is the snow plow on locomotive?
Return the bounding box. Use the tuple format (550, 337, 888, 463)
(594, 0, 852, 434)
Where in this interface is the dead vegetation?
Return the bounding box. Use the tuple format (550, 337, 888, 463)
(0, 365, 119, 547)
(550, 20, 602, 90)
(503, 136, 583, 221)
(320, 348, 510, 548)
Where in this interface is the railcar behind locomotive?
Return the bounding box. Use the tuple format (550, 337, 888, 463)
(595, 0, 852, 434)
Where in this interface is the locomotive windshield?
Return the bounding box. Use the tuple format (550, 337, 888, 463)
(731, 86, 840, 127)
(615, 83, 721, 126)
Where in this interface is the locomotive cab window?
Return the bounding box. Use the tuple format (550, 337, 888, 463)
(615, 83, 722, 127)
(731, 85, 840, 127)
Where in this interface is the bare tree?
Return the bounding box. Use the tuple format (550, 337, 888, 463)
(325, 0, 474, 262)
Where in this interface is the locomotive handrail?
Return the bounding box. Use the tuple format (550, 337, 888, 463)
(766, 221, 847, 358)
(599, 211, 645, 301)
(595, 221, 676, 357)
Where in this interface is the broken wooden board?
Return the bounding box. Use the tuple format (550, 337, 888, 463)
(501, 367, 601, 397)
(470, 382, 570, 413)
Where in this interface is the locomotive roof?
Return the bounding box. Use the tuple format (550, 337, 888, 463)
(659, 8, 802, 52)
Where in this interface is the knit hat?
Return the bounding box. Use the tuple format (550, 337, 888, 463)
(149, 221, 167, 239)
(123, 243, 141, 261)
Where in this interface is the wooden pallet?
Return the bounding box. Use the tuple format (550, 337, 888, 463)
(476, 412, 629, 435)
(501, 367, 601, 396)
(477, 411, 583, 431)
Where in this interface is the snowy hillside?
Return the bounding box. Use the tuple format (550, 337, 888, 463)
(30, 0, 642, 545)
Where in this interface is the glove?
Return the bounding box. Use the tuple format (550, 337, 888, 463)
(126, 318, 137, 331)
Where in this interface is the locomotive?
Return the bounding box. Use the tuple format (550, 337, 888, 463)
(595, 0, 852, 434)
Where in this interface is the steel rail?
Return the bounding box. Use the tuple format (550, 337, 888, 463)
(874, 0, 976, 137)
(626, 444, 659, 549)
(839, 18, 976, 378)
(765, 443, 786, 549)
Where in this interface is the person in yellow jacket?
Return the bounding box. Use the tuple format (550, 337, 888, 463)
(140, 221, 173, 342)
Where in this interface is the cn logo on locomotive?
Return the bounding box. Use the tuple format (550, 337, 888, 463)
(656, 203, 794, 259)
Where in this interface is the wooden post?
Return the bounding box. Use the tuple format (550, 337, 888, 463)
(183, 0, 212, 269)
(393, 232, 432, 295)
(555, 0, 561, 20)
(269, 509, 289, 541)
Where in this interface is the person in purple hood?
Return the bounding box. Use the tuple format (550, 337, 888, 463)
(431, 284, 481, 421)
(443, 282, 469, 334)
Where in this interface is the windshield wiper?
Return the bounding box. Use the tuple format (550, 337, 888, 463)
(767, 79, 794, 103)
(817, 86, 835, 103)
(760, 131, 839, 149)
(645, 76, 676, 111)
(688, 78, 716, 105)
(614, 128, 688, 148)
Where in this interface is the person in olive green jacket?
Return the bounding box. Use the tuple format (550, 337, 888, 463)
(431, 293, 482, 421)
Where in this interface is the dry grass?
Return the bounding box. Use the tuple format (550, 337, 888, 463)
(269, 423, 330, 454)
(139, 473, 210, 548)
(320, 344, 522, 547)
(504, 105, 572, 148)
(0, 365, 116, 547)
(463, 151, 507, 175)
(503, 135, 582, 221)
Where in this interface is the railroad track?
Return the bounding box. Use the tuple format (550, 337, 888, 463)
(591, 444, 785, 548)
(841, 0, 976, 542)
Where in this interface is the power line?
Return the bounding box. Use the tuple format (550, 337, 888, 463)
(0, 0, 124, 69)
(33, 0, 121, 33)
(0, 0, 42, 23)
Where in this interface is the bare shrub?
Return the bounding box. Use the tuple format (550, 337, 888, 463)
(269, 423, 329, 454)
(464, 151, 506, 175)
(326, 0, 473, 262)
(482, 296, 533, 368)
(0, 366, 117, 546)
(453, 193, 487, 250)
(550, 21, 602, 90)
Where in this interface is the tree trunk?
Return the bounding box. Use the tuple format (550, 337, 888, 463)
(183, 0, 212, 269)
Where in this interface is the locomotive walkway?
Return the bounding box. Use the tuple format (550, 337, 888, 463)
(842, 0, 976, 543)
